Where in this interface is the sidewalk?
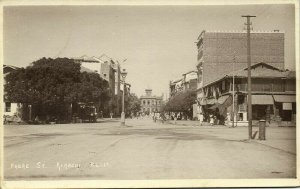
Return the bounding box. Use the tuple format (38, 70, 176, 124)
(165, 119, 296, 155)
(166, 119, 224, 127)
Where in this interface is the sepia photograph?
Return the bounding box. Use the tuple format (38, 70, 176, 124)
(1, 0, 299, 188)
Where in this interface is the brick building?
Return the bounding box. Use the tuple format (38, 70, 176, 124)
(196, 30, 284, 87)
(140, 89, 163, 114)
(194, 30, 296, 126)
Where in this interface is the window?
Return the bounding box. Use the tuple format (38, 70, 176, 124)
(286, 80, 296, 91)
(5, 102, 11, 112)
(148, 100, 150, 105)
(143, 100, 145, 105)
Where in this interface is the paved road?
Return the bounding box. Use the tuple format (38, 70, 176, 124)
(4, 118, 296, 180)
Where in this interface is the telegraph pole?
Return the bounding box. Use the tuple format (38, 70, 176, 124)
(232, 54, 235, 128)
(242, 15, 256, 139)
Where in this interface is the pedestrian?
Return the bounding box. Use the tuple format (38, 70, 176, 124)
(199, 113, 203, 126)
(209, 114, 214, 126)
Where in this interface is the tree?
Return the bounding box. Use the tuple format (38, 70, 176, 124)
(5, 57, 110, 122)
(125, 93, 141, 117)
(163, 90, 196, 118)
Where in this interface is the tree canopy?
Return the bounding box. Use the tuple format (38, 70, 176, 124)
(163, 90, 196, 112)
(5, 57, 110, 121)
(125, 93, 141, 116)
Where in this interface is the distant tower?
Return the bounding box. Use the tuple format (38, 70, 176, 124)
(145, 89, 152, 96)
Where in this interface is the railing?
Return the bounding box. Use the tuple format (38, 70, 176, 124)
(237, 83, 285, 92)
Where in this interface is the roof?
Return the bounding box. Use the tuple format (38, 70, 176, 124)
(170, 78, 182, 85)
(202, 62, 295, 88)
(217, 95, 230, 104)
(204, 30, 284, 34)
(3, 65, 19, 74)
(80, 66, 96, 73)
(140, 96, 163, 100)
(198, 30, 284, 40)
(182, 70, 197, 76)
(75, 55, 102, 63)
(199, 30, 284, 37)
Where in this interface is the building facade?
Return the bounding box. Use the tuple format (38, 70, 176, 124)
(194, 30, 293, 126)
(169, 70, 198, 119)
(3, 65, 21, 118)
(140, 89, 163, 114)
(196, 30, 284, 87)
(111, 62, 121, 115)
(75, 55, 120, 116)
(169, 70, 198, 97)
(200, 62, 296, 126)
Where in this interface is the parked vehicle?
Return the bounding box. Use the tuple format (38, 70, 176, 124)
(79, 105, 97, 123)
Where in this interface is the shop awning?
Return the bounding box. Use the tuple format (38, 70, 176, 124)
(252, 95, 274, 105)
(206, 98, 216, 105)
(208, 103, 220, 110)
(273, 95, 296, 103)
(217, 95, 230, 104)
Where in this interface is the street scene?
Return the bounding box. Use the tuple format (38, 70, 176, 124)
(2, 2, 297, 185)
(4, 118, 296, 180)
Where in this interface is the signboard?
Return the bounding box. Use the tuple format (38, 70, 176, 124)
(283, 103, 292, 110)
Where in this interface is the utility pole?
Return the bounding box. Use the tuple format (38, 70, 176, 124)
(242, 15, 256, 139)
(232, 54, 236, 128)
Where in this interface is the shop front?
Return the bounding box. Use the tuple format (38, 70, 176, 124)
(273, 95, 296, 124)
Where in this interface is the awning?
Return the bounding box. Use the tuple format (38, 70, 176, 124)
(206, 98, 216, 105)
(252, 95, 273, 105)
(273, 95, 296, 103)
(217, 95, 230, 104)
(208, 103, 220, 110)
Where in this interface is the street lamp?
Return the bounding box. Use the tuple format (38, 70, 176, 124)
(121, 69, 128, 126)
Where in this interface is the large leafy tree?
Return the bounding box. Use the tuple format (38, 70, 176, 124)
(163, 90, 196, 115)
(125, 93, 141, 116)
(5, 57, 110, 121)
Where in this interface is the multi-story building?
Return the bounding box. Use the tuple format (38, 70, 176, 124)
(194, 30, 292, 126)
(75, 55, 120, 116)
(140, 89, 163, 114)
(76, 55, 102, 73)
(169, 71, 198, 118)
(111, 62, 121, 115)
(196, 30, 284, 87)
(169, 70, 198, 97)
(169, 79, 183, 97)
(200, 62, 295, 126)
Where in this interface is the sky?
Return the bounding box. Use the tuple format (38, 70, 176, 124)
(4, 4, 295, 98)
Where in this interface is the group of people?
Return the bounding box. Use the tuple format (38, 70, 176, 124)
(198, 112, 226, 126)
